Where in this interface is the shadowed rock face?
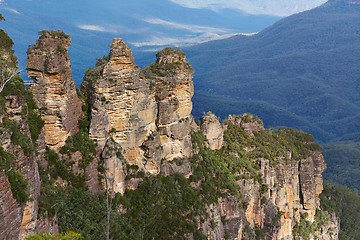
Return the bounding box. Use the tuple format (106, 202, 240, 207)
(0, 172, 22, 239)
(27, 30, 82, 149)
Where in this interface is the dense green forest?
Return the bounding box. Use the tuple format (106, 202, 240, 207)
(186, 0, 360, 144)
(320, 181, 360, 240)
(322, 142, 360, 194)
(185, 0, 360, 195)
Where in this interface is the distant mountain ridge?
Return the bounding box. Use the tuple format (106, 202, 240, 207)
(186, 0, 360, 143)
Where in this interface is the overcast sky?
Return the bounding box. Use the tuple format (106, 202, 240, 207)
(169, 0, 327, 16)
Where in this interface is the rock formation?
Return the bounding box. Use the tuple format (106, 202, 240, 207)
(83, 39, 157, 170)
(82, 39, 339, 239)
(150, 47, 194, 162)
(27, 30, 82, 149)
(197, 114, 339, 239)
(1, 31, 341, 239)
(200, 112, 223, 150)
(83, 42, 194, 175)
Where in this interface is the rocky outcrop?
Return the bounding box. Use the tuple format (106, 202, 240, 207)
(0, 31, 341, 239)
(200, 112, 223, 150)
(150, 48, 194, 162)
(80, 38, 339, 239)
(101, 138, 127, 194)
(83, 42, 194, 175)
(27, 30, 82, 149)
(84, 39, 157, 170)
(199, 114, 338, 240)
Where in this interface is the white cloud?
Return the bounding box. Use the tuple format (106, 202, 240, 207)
(169, 0, 327, 16)
(6, 8, 21, 14)
(134, 17, 256, 48)
(77, 24, 118, 33)
(130, 32, 248, 48)
(143, 18, 228, 33)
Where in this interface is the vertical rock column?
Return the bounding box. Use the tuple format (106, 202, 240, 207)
(152, 48, 195, 162)
(27, 30, 82, 149)
(87, 38, 157, 167)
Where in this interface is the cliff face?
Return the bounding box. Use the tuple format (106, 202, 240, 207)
(1, 31, 340, 239)
(27, 31, 82, 149)
(0, 171, 22, 239)
(84, 38, 157, 170)
(199, 115, 339, 240)
(83, 41, 194, 177)
(0, 31, 42, 239)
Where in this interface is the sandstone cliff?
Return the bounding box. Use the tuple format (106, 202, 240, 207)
(1, 31, 341, 239)
(82, 41, 194, 179)
(27, 30, 82, 149)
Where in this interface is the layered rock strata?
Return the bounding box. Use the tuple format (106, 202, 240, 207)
(27, 30, 82, 149)
(83, 41, 194, 175)
(84, 38, 158, 170)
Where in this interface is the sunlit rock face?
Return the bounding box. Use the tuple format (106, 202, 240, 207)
(27, 30, 82, 149)
(83, 42, 195, 175)
(84, 38, 158, 168)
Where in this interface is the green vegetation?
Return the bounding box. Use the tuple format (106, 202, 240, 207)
(1, 118, 34, 155)
(323, 141, 360, 193)
(60, 131, 97, 169)
(320, 181, 360, 240)
(190, 131, 239, 202)
(38, 186, 106, 239)
(113, 174, 206, 240)
(24, 91, 44, 142)
(0, 147, 29, 204)
(42, 147, 86, 189)
(0, 29, 15, 55)
(38, 172, 207, 239)
(39, 30, 70, 39)
(0, 72, 23, 95)
(223, 121, 320, 166)
(26, 231, 82, 240)
(292, 209, 331, 240)
(143, 47, 193, 78)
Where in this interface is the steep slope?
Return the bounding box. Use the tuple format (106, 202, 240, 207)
(0, 25, 45, 239)
(186, 0, 360, 143)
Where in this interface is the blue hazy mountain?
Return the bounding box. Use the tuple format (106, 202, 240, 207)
(0, 0, 280, 83)
(185, 0, 360, 143)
